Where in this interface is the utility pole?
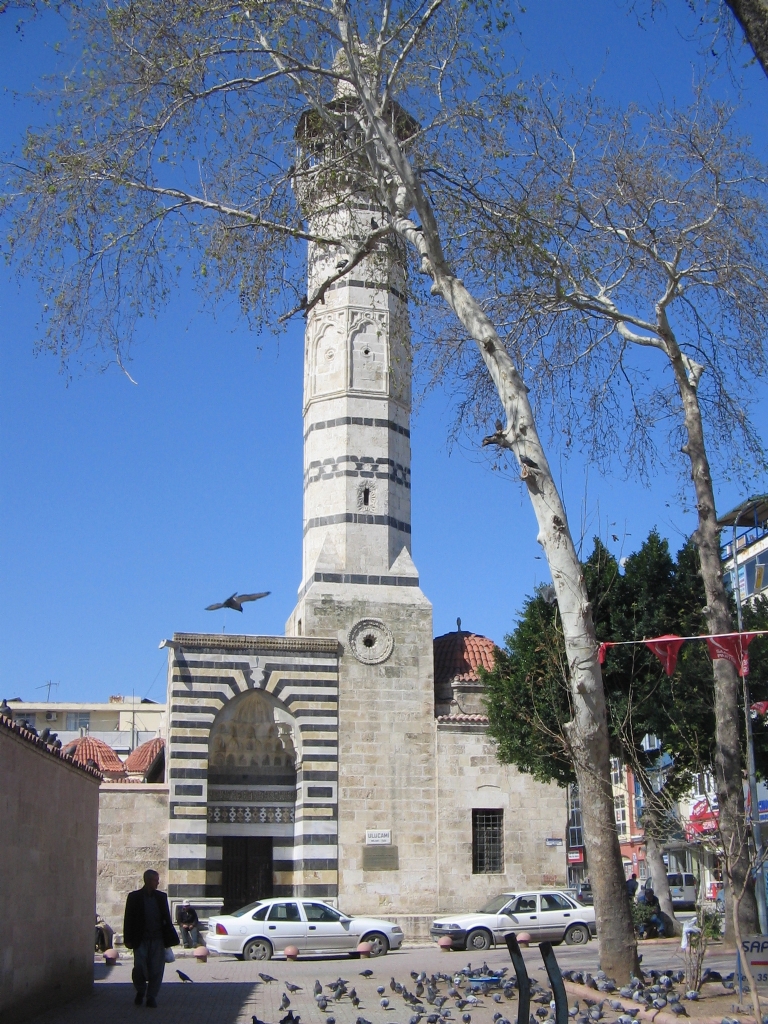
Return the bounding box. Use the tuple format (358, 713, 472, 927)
(732, 511, 768, 935)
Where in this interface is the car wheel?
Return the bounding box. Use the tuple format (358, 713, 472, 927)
(243, 938, 273, 961)
(362, 932, 390, 957)
(564, 924, 590, 946)
(466, 928, 492, 951)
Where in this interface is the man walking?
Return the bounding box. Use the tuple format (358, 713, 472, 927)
(626, 873, 639, 900)
(123, 869, 179, 1008)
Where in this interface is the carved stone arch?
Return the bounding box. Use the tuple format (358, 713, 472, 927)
(309, 314, 346, 399)
(208, 688, 301, 787)
(349, 311, 388, 393)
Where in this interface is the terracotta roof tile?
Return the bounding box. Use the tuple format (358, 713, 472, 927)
(433, 629, 496, 687)
(0, 715, 102, 778)
(62, 735, 126, 775)
(125, 737, 164, 774)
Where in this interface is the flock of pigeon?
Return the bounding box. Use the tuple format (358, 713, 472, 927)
(559, 967, 737, 1024)
(194, 962, 743, 1024)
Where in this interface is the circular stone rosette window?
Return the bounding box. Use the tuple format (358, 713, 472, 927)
(348, 618, 394, 665)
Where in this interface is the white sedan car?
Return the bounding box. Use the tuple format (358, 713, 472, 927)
(206, 897, 403, 960)
(430, 890, 596, 951)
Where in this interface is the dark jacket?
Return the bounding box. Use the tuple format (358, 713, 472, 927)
(123, 887, 179, 950)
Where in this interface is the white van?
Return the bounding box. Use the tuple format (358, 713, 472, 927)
(665, 872, 697, 910)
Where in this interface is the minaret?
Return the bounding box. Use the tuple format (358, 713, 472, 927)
(288, 82, 437, 914)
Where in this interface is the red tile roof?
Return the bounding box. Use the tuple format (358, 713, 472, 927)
(433, 628, 496, 687)
(125, 736, 164, 774)
(62, 735, 126, 775)
(1, 715, 102, 778)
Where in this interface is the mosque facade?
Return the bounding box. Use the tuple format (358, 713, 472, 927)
(161, 93, 566, 930)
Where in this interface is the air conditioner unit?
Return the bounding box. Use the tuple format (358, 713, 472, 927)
(45, 711, 58, 721)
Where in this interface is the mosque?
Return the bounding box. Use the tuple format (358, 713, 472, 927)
(157, 91, 566, 932)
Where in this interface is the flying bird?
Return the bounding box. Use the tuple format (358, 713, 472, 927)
(206, 592, 270, 612)
(177, 970, 194, 983)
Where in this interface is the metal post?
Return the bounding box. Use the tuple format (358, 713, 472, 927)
(733, 518, 768, 935)
(540, 941, 568, 1024)
(504, 933, 531, 1024)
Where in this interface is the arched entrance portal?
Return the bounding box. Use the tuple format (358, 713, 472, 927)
(208, 689, 300, 912)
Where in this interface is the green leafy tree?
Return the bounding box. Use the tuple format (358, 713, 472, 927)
(484, 529, 724, 926)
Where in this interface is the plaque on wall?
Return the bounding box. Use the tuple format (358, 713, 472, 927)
(362, 845, 400, 871)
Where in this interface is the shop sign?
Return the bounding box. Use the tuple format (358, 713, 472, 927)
(567, 848, 584, 863)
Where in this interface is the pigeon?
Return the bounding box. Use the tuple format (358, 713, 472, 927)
(669, 1005, 688, 1016)
(253, 1018, 269, 1024)
(652, 999, 667, 1010)
(462, 1016, 471, 1023)
(356, 1017, 373, 1024)
(207, 591, 270, 612)
(684, 992, 699, 1001)
(281, 994, 291, 1010)
(259, 973, 278, 983)
(493, 994, 503, 1004)
(316, 998, 328, 1011)
(286, 983, 302, 993)
(281, 1014, 300, 1024)
(378, 987, 386, 995)
(315, 982, 324, 996)
(381, 999, 390, 1008)
(326, 1019, 335, 1024)
(177, 970, 194, 983)
(360, 970, 374, 978)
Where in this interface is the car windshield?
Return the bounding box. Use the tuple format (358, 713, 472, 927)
(231, 901, 264, 918)
(478, 895, 514, 914)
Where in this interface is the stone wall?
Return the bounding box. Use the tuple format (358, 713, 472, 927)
(436, 723, 567, 911)
(97, 784, 169, 930)
(0, 718, 101, 1024)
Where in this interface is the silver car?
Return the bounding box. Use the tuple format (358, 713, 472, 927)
(430, 890, 596, 950)
(206, 897, 403, 960)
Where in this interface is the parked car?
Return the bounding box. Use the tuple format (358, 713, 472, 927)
(206, 897, 403, 960)
(430, 890, 596, 950)
(575, 882, 593, 906)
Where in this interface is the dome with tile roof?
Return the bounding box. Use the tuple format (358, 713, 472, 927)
(62, 735, 126, 777)
(124, 736, 165, 781)
(433, 620, 496, 720)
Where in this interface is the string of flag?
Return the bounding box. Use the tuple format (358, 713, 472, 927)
(598, 630, 768, 678)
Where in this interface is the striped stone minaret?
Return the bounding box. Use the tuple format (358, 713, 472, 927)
(288, 88, 438, 916)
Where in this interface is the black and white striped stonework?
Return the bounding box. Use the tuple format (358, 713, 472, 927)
(165, 633, 340, 903)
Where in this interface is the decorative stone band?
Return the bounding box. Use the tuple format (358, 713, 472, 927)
(304, 416, 410, 440)
(208, 789, 296, 803)
(208, 805, 296, 824)
(296, 571, 420, 603)
(304, 512, 410, 534)
(305, 454, 410, 488)
(171, 633, 339, 653)
(325, 279, 407, 304)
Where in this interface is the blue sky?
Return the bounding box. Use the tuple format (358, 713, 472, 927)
(1, 3, 767, 703)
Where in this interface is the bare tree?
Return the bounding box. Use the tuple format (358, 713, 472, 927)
(1, 1, 641, 979)
(460, 85, 767, 939)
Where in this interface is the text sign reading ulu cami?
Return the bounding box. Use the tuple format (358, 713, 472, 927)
(365, 830, 392, 846)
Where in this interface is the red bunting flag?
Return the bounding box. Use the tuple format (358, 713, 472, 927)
(598, 642, 610, 664)
(644, 634, 685, 676)
(705, 633, 757, 677)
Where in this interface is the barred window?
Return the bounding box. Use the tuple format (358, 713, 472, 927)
(472, 809, 504, 873)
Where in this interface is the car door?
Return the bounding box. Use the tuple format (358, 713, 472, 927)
(538, 892, 575, 941)
(492, 899, 520, 942)
(507, 894, 542, 941)
(265, 901, 307, 951)
(302, 901, 355, 951)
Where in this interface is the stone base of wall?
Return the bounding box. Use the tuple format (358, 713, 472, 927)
(97, 784, 169, 932)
